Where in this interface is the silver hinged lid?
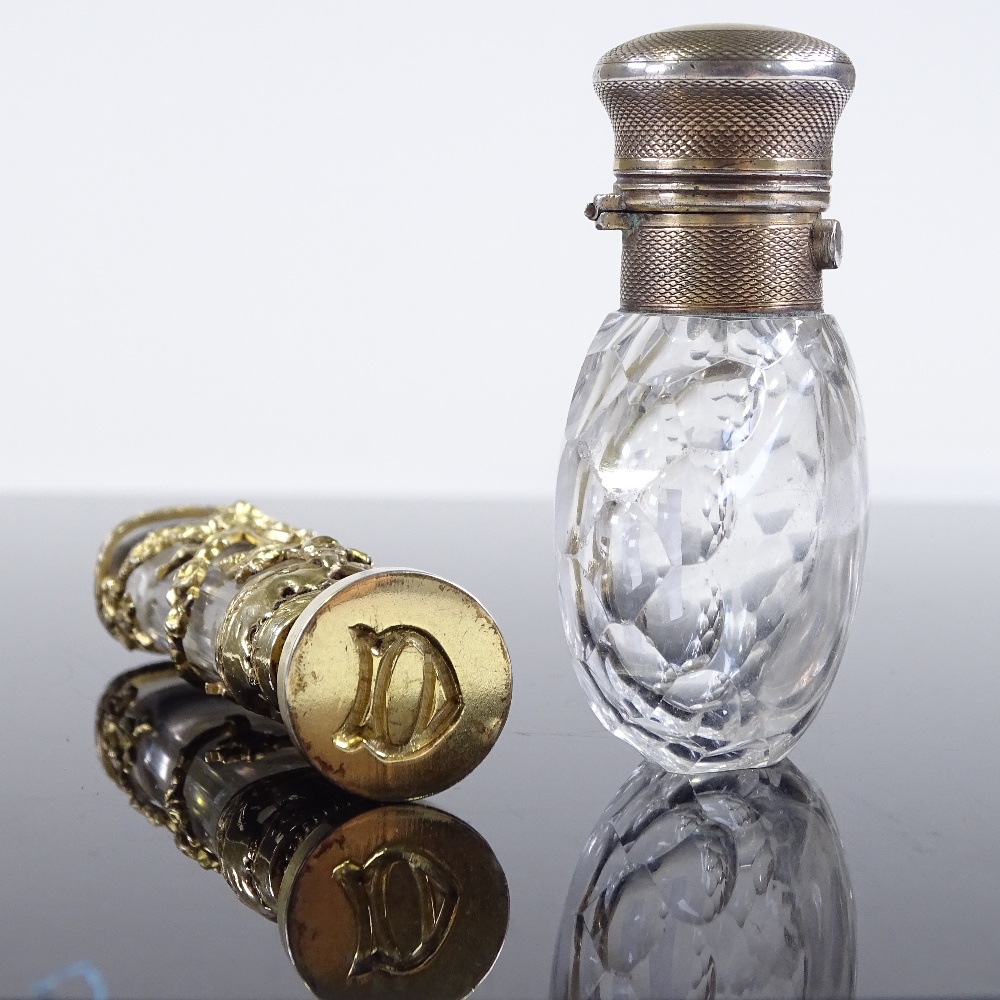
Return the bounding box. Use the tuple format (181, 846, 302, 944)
(590, 24, 855, 216)
(586, 25, 855, 314)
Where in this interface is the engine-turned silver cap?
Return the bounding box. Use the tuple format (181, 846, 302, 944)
(587, 25, 856, 314)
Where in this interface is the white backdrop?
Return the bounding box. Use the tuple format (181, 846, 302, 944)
(1, 1, 996, 501)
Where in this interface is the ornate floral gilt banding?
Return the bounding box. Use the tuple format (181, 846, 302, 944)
(96, 502, 372, 711)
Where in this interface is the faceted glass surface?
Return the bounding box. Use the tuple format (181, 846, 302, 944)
(184, 559, 244, 675)
(556, 313, 868, 772)
(126, 541, 251, 676)
(127, 545, 186, 654)
(551, 761, 856, 1000)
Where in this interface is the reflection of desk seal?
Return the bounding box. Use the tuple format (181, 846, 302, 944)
(279, 807, 508, 1000)
(95, 502, 513, 800)
(96, 664, 509, 1000)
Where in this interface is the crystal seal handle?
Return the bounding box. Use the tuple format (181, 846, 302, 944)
(557, 25, 868, 773)
(96, 502, 513, 800)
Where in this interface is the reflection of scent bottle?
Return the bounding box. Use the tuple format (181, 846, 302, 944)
(557, 26, 868, 772)
(551, 761, 855, 999)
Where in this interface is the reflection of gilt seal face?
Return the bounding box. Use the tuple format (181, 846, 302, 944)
(333, 847, 459, 978)
(336, 625, 464, 761)
(279, 804, 510, 1000)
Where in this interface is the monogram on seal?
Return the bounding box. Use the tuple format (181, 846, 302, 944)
(333, 847, 458, 977)
(334, 625, 464, 761)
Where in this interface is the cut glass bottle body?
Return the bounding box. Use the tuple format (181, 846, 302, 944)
(556, 312, 867, 772)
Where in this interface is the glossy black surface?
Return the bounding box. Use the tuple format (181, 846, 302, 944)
(1, 497, 998, 999)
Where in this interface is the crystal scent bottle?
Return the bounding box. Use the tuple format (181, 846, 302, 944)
(556, 26, 868, 772)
